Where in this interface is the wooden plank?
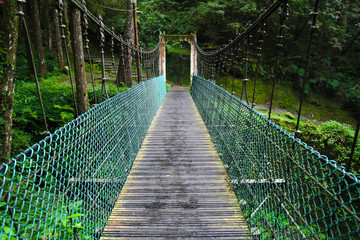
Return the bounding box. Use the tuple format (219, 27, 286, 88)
(100, 86, 251, 239)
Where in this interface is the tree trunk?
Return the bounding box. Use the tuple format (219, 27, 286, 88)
(63, 0, 73, 58)
(117, 0, 135, 88)
(69, 4, 89, 114)
(44, 0, 52, 50)
(0, 0, 20, 163)
(19, 26, 35, 75)
(30, 0, 46, 75)
(54, 8, 65, 72)
(340, 0, 348, 32)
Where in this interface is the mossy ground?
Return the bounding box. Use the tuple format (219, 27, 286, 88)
(219, 76, 356, 126)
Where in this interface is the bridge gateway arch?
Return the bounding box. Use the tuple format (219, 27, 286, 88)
(158, 32, 198, 83)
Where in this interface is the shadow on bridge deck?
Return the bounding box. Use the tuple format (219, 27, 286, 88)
(101, 86, 251, 239)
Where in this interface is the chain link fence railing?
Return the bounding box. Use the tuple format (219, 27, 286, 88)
(191, 76, 360, 239)
(0, 76, 166, 239)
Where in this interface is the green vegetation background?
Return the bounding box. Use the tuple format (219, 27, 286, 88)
(7, 0, 360, 175)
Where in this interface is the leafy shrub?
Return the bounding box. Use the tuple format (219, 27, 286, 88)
(11, 77, 127, 156)
(271, 114, 359, 176)
(12, 79, 74, 154)
(313, 121, 359, 174)
(88, 82, 127, 105)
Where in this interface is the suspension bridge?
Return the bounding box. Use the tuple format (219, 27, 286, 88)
(1, 0, 359, 239)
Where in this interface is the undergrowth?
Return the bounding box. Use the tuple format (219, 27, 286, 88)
(11, 75, 126, 157)
(269, 111, 359, 175)
(166, 44, 191, 86)
(220, 76, 356, 125)
(216, 75, 359, 175)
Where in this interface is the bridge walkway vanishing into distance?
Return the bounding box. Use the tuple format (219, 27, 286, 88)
(100, 86, 251, 239)
(2, 0, 360, 239)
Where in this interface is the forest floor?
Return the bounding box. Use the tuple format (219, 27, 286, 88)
(254, 104, 309, 121)
(228, 78, 356, 127)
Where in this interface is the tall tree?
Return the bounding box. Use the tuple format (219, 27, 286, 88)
(30, 0, 46, 75)
(117, 0, 135, 88)
(54, 7, 65, 72)
(339, 0, 349, 31)
(69, 3, 89, 114)
(44, 0, 53, 50)
(0, 0, 20, 163)
(63, 0, 72, 57)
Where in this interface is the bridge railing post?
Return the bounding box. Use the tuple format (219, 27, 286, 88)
(159, 32, 166, 82)
(190, 33, 197, 84)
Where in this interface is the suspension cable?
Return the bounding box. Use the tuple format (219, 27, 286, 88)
(58, 0, 79, 117)
(295, 0, 320, 136)
(192, 0, 287, 105)
(68, 0, 162, 54)
(240, 33, 251, 105)
(111, 27, 120, 92)
(82, 0, 97, 104)
(99, 15, 109, 102)
(251, 20, 266, 108)
(268, 1, 288, 120)
(193, 0, 285, 57)
(16, 0, 49, 135)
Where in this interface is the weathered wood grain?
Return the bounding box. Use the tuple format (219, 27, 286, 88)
(100, 86, 251, 239)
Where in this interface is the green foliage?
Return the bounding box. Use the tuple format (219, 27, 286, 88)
(0, 190, 90, 239)
(11, 129, 32, 158)
(166, 47, 191, 86)
(253, 210, 327, 239)
(165, 83, 172, 92)
(57, 200, 90, 239)
(88, 82, 127, 104)
(222, 74, 354, 125)
(187, 0, 258, 44)
(0, 33, 10, 81)
(54, 105, 75, 123)
(280, 0, 360, 118)
(271, 113, 360, 176)
(0, 153, 89, 238)
(192, 76, 359, 239)
(14, 46, 31, 82)
(11, 78, 73, 154)
(220, 70, 359, 174)
(136, 0, 259, 45)
(14, 44, 69, 82)
(11, 75, 125, 156)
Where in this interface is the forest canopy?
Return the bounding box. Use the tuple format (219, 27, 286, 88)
(95, 0, 360, 114)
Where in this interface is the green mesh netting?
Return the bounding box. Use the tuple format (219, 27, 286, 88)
(0, 76, 166, 239)
(191, 76, 360, 239)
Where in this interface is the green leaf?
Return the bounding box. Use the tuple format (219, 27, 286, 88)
(61, 218, 68, 227)
(54, 104, 74, 111)
(72, 223, 84, 229)
(3, 226, 14, 234)
(60, 111, 74, 122)
(74, 200, 83, 208)
(298, 68, 305, 77)
(67, 213, 85, 219)
(21, 107, 32, 113)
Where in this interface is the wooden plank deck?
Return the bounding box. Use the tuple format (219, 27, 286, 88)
(100, 86, 251, 239)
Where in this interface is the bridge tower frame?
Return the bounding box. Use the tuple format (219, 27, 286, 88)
(159, 32, 197, 84)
